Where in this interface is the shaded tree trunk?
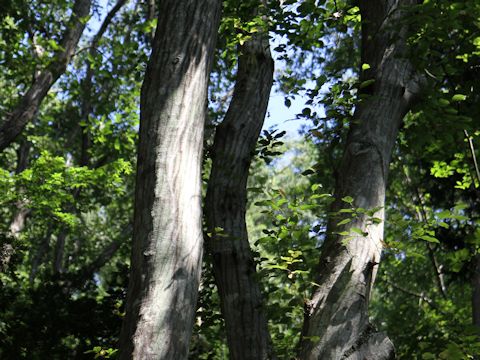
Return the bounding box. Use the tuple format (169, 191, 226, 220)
(53, 231, 68, 274)
(29, 228, 53, 284)
(299, 1, 424, 358)
(0, 0, 91, 152)
(473, 254, 480, 328)
(0, 140, 31, 272)
(466, 131, 480, 328)
(117, 1, 221, 358)
(204, 17, 275, 360)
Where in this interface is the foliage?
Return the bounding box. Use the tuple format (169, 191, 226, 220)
(0, 0, 479, 358)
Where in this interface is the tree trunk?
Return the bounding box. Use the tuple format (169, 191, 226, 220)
(80, 0, 127, 166)
(0, 0, 91, 152)
(29, 228, 53, 284)
(0, 140, 31, 272)
(204, 20, 275, 360)
(299, 1, 423, 358)
(53, 231, 67, 274)
(117, 1, 221, 359)
(473, 254, 480, 328)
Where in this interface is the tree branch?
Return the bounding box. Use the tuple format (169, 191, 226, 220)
(0, 0, 92, 152)
(403, 166, 448, 299)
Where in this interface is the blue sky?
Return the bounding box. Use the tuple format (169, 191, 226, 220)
(88, 0, 312, 138)
(265, 89, 308, 137)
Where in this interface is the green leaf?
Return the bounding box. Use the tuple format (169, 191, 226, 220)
(451, 94, 466, 102)
(302, 169, 315, 176)
(341, 196, 354, 204)
(337, 218, 352, 226)
(438, 221, 449, 229)
(437, 210, 451, 219)
(351, 227, 368, 236)
(359, 79, 375, 89)
(419, 235, 440, 243)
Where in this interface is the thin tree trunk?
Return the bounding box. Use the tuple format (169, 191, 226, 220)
(53, 231, 68, 274)
(463, 129, 480, 328)
(0, 0, 91, 152)
(473, 255, 480, 328)
(299, 1, 424, 358)
(79, 0, 127, 167)
(29, 227, 53, 284)
(0, 140, 31, 272)
(204, 16, 275, 360)
(11, 139, 31, 238)
(117, 1, 221, 359)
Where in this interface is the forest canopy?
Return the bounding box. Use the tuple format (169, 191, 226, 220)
(0, 0, 479, 359)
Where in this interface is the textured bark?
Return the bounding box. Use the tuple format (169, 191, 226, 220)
(117, 1, 221, 359)
(0, 0, 91, 152)
(204, 26, 275, 360)
(299, 1, 423, 358)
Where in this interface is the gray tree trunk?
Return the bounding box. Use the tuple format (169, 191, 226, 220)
(204, 23, 275, 360)
(0, 0, 91, 152)
(1, 141, 31, 272)
(473, 254, 480, 328)
(117, 1, 221, 359)
(299, 1, 424, 358)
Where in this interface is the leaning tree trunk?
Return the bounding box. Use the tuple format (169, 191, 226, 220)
(204, 17, 275, 360)
(299, 1, 424, 359)
(0, 0, 91, 152)
(117, 1, 221, 359)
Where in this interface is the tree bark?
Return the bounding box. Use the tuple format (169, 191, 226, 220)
(299, 1, 423, 358)
(0, 0, 91, 152)
(117, 1, 221, 359)
(204, 20, 275, 360)
(473, 254, 480, 328)
(0, 140, 31, 272)
(53, 231, 67, 274)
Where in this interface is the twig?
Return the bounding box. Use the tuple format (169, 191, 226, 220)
(403, 166, 448, 299)
(464, 129, 480, 185)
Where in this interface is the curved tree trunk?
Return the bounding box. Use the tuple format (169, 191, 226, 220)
(299, 1, 424, 359)
(0, 0, 91, 152)
(117, 1, 221, 359)
(204, 19, 275, 360)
